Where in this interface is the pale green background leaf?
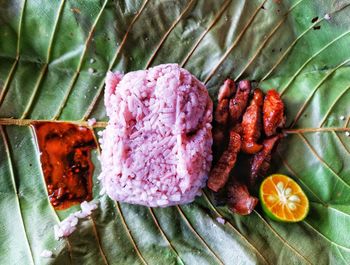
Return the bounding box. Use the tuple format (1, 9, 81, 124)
(0, 0, 350, 264)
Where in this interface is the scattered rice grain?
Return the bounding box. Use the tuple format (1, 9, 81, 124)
(40, 250, 53, 258)
(54, 200, 99, 240)
(324, 13, 331, 20)
(87, 118, 96, 126)
(216, 217, 226, 224)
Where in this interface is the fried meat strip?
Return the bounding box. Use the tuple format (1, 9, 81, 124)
(227, 181, 258, 215)
(218, 79, 236, 102)
(208, 130, 241, 192)
(231, 123, 242, 135)
(250, 135, 281, 183)
(214, 99, 229, 125)
(229, 80, 251, 123)
(213, 79, 236, 148)
(241, 89, 264, 154)
(212, 128, 226, 150)
(263, 90, 285, 137)
(215, 79, 236, 125)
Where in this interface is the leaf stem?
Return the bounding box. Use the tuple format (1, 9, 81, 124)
(0, 118, 107, 128)
(283, 127, 350, 134)
(1, 118, 350, 135)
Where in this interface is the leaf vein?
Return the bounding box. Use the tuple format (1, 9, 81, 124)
(253, 210, 313, 264)
(261, 19, 324, 82)
(302, 220, 350, 251)
(261, 3, 350, 82)
(319, 83, 350, 127)
(175, 205, 225, 265)
(0, 126, 35, 265)
(284, 127, 350, 134)
(202, 191, 270, 265)
(82, 0, 150, 120)
(334, 131, 350, 155)
(234, 0, 305, 81)
(279, 31, 350, 97)
(114, 202, 148, 265)
(297, 133, 350, 189)
(336, 247, 349, 265)
(204, 0, 267, 84)
(291, 59, 350, 128)
(0, 117, 107, 128)
(20, 0, 66, 119)
(0, 0, 26, 108)
(277, 150, 327, 206)
(91, 217, 110, 265)
(53, 0, 109, 119)
(148, 208, 185, 265)
(144, 0, 196, 69)
(181, 0, 232, 67)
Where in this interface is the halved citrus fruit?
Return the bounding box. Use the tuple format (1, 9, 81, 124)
(259, 174, 309, 222)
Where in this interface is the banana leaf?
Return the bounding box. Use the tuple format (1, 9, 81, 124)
(0, 0, 350, 264)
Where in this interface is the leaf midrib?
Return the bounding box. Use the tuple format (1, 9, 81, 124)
(0, 126, 35, 265)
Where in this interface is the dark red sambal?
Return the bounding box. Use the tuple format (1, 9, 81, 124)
(33, 122, 97, 210)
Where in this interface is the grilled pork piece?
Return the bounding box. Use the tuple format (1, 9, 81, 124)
(215, 79, 236, 125)
(227, 181, 258, 215)
(218, 79, 236, 102)
(208, 130, 241, 192)
(241, 89, 264, 154)
(210, 80, 286, 216)
(212, 128, 226, 149)
(229, 80, 251, 123)
(250, 135, 281, 184)
(263, 90, 285, 137)
(213, 79, 236, 149)
(214, 99, 229, 126)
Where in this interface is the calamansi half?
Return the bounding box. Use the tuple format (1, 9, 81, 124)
(259, 174, 309, 222)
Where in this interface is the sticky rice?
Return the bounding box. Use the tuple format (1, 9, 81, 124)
(99, 64, 213, 207)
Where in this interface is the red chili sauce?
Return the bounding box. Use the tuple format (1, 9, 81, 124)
(33, 122, 97, 210)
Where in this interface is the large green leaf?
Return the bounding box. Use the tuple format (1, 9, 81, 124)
(1, 0, 350, 264)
